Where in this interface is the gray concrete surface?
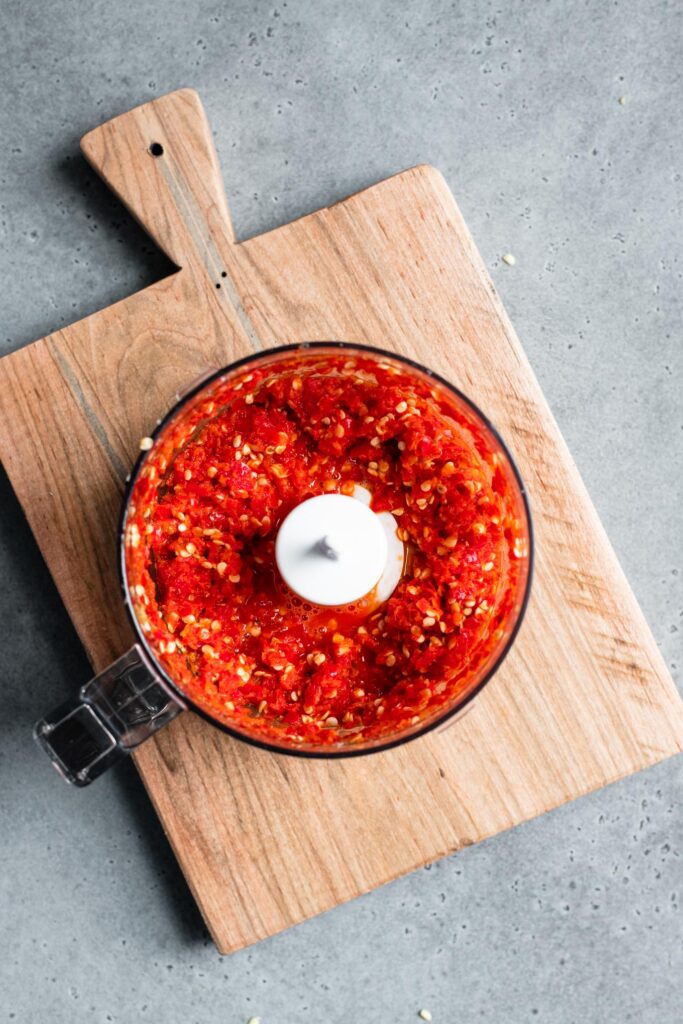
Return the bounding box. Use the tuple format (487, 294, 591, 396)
(1, 0, 681, 1021)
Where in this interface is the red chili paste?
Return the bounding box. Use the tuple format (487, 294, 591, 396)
(125, 350, 529, 749)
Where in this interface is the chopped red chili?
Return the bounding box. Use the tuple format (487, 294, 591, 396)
(125, 351, 529, 749)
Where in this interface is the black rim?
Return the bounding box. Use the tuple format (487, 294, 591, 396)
(118, 341, 534, 759)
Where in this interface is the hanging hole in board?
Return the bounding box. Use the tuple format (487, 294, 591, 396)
(149, 142, 164, 157)
(221, 271, 227, 278)
(215, 283, 221, 289)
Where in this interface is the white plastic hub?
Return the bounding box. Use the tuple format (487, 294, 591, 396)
(275, 493, 390, 606)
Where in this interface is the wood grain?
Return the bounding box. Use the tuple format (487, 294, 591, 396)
(1, 89, 681, 954)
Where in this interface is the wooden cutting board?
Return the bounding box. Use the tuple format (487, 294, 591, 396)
(2, 89, 681, 954)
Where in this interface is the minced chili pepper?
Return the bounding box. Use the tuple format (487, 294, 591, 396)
(125, 350, 529, 749)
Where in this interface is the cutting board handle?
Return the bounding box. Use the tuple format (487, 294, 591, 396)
(81, 89, 235, 270)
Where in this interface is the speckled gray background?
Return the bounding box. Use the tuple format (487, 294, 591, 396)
(1, 1, 681, 1022)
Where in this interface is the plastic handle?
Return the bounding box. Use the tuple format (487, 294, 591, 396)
(34, 645, 185, 786)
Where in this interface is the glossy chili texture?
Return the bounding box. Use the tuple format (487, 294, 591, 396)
(124, 350, 530, 750)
